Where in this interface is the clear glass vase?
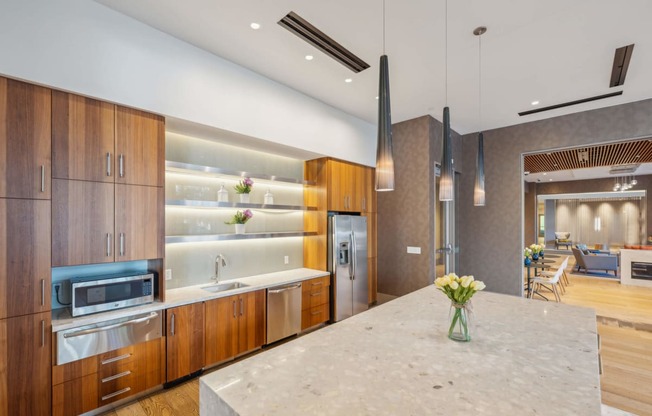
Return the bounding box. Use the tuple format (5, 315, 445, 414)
(447, 301, 473, 342)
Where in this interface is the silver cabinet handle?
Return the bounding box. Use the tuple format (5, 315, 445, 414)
(311, 281, 323, 286)
(119, 233, 125, 256)
(63, 312, 159, 338)
(232, 300, 236, 318)
(362, 197, 366, 211)
(101, 353, 132, 365)
(40, 165, 45, 192)
(40, 319, 45, 347)
(310, 292, 322, 297)
(106, 233, 111, 257)
(311, 310, 322, 316)
(102, 370, 131, 383)
(102, 387, 131, 401)
(170, 312, 175, 336)
(40, 279, 45, 306)
(106, 152, 112, 176)
(239, 298, 244, 316)
(268, 283, 302, 294)
(119, 154, 124, 177)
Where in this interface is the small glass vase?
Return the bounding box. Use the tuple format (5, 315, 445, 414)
(448, 301, 473, 342)
(239, 193, 250, 203)
(532, 253, 539, 261)
(235, 224, 245, 234)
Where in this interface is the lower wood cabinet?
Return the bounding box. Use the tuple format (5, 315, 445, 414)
(204, 290, 266, 367)
(52, 337, 165, 416)
(301, 276, 330, 330)
(0, 312, 51, 416)
(166, 303, 204, 382)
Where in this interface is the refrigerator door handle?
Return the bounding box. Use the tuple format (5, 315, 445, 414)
(351, 232, 356, 280)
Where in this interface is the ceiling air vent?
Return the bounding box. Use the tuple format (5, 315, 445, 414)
(518, 91, 623, 116)
(609, 164, 639, 175)
(278, 11, 370, 73)
(610, 44, 634, 87)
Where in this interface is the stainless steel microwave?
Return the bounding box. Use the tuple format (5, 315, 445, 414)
(70, 272, 154, 317)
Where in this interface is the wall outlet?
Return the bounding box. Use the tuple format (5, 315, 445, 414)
(407, 246, 421, 254)
(284, 256, 289, 265)
(165, 269, 172, 281)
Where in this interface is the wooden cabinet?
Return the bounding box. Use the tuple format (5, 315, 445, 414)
(204, 290, 266, 367)
(166, 303, 204, 382)
(0, 199, 51, 319)
(0, 77, 51, 200)
(326, 160, 374, 213)
(301, 276, 330, 330)
(0, 312, 51, 416)
(52, 338, 165, 416)
(116, 106, 165, 187)
(52, 91, 115, 182)
(115, 184, 164, 262)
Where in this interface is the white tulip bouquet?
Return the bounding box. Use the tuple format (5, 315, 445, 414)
(434, 273, 486, 341)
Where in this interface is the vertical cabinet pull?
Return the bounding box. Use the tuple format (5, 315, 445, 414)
(170, 313, 175, 336)
(40, 319, 45, 347)
(106, 233, 112, 257)
(240, 298, 244, 316)
(106, 152, 112, 176)
(40, 279, 45, 306)
(119, 233, 125, 256)
(119, 154, 124, 177)
(362, 197, 366, 211)
(40, 165, 45, 192)
(232, 300, 236, 318)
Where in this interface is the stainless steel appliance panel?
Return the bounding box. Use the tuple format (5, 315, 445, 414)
(267, 283, 302, 344)
(71, 272, 154, 317)
(351, 216, 369, 316)
(56, 311, 162, 365)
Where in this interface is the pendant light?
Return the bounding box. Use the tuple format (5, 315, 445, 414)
(375, 0, 395, 191)
(439, 0, 453, 201)
(473, 26, 487, 206)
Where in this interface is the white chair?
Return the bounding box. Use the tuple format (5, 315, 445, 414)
(529, 257, 566, 302)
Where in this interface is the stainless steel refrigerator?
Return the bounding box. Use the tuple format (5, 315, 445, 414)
(328, 214, 368, 322)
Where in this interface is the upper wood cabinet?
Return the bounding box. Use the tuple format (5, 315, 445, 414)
(115, 184, 164, 262)
(116, 106, 165, 187)
(0, 77, 51, 200)
(0, 199, 51, 319)
(166, 303, 204, 382)
(0, 311, 51, 416)
(52, 91, 115, 182)
(325, 159, 374, 213)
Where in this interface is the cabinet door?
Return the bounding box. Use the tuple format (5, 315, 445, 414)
(52, 179, 114, 266)
(205, 296, 238, 365)
(238, 290, 266, 355)
(115, 184, 164, 262)
(166, 303, 204, 382)
(52, 91, 115, 182)
(363, 166, 376, 213)
(0, 199, 51, 319)
(0, 77, 51, 199)
(115, 106, 164, 187)
(327, 160, 347, 211)
(368, 257, 377, 305)
(52, 373, 98, 416)
(0, 312, 51, 416)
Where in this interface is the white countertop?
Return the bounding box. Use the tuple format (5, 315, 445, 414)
(199, 286, 601, 415)
(52, 268, 329, 332)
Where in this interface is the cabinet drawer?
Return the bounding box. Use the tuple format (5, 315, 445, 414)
(99, 363, 137, 404)
(52, 373, 99, 416)
(302, 276, 330, 296)
(301, 303, 329, 330)
(302, 288, 329, 310)
(99, 345, 136, 377)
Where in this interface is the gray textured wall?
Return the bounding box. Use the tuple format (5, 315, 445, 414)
(458, 99, 652, 296)
(377, 115, 462, 296)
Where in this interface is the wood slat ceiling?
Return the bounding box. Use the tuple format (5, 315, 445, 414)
(524, 139, 652, 174)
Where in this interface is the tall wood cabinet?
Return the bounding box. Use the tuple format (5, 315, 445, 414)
(304, 158, 378, 304)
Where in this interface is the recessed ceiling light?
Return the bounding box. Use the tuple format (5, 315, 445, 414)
(305, 55, 314, 61)
(531, 100, 540, 106)
(543, 172, 547, 176)
(375, 96, 379, 100)
(250, 22, 261, 30)
(549, 179, 553, 181)
(344, 78, 352, 83)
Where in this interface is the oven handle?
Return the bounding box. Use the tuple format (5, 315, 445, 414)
(62, 312, 159, 338)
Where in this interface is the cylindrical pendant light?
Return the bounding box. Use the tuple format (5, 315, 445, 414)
(375, 0, 394, 191)
(473, 26, 487, 206)
(439, 0, 454, 201)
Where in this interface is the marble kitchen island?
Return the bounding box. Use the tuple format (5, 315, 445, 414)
(200, 286, 601, 415)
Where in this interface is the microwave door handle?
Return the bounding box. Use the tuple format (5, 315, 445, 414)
(62, 312, 159, 338)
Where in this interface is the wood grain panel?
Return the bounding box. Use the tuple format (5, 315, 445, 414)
(52, 179, 114, 266)
(52, 373, 98, 416)
(303, 159, 328, 270)
(136, 337, 165, 391)
(52, 91, 115, 182)
(0, 312, 51, 416)
(0, 199, 51, 319)
(0, 77, 51, 199)
(166, 303, 204, 382)
(205, 296, 238, 366)
(52, 353, 98, 385)
(115, 106, 165, 187)
(238, 290, 265, 354)
(301, 277, 330, 311)
(368, 257, 377, 305)
(115, 184, 164, 262)
(363, 166, 377, 213)
(301, 303, 329, 330)
(364, 212, 377, 258)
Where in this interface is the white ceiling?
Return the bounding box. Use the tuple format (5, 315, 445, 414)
(94, 0, 652, 135)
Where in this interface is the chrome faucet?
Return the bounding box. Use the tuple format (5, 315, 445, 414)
(212, 254, 227, 282)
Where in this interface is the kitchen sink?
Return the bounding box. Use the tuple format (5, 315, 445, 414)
(202, 282, 248, 293)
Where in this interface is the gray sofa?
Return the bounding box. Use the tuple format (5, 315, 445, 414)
(571, 247, 618, 276)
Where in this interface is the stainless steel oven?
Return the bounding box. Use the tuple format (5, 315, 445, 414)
(70, 272, 154, 317)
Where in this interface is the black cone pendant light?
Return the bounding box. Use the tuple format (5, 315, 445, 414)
(375, 0, 394, 191)
(473, 26, 487, 206)
(439, 0, 454, 201)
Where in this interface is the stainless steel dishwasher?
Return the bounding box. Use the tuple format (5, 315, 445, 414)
(267, 282, 302, 344)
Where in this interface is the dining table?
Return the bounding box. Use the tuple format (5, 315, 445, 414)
(525, 258, 556, 299)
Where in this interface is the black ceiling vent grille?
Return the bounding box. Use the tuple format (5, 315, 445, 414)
(610, 44, 635, 87)
(278, 11, 370, 73)
(518, 91, 623, 116)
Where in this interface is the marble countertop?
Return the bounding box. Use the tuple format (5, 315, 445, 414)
(52, 268, 329, 332)
(200, 286, 601, 415)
